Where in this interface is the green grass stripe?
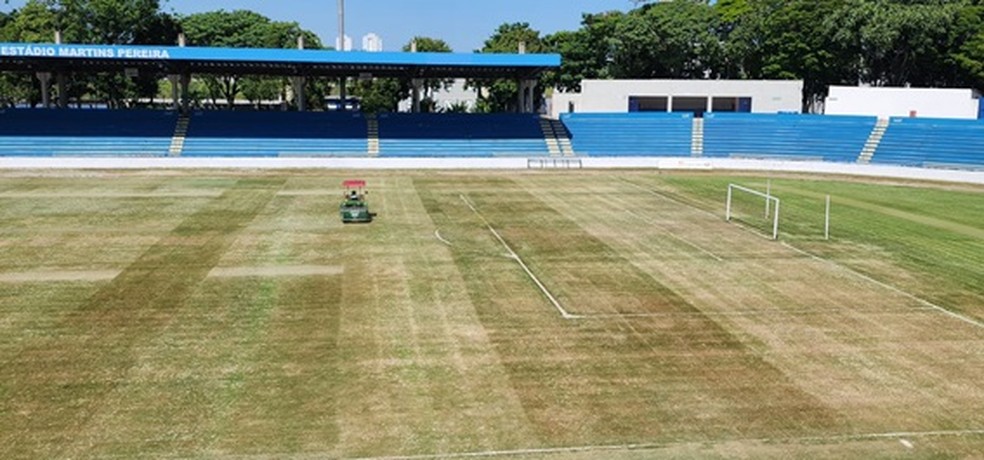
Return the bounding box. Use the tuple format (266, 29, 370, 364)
(414, 176, 838, 445)
(0, 177, 284, 459)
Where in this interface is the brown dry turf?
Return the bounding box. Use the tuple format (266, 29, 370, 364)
(0, 170, 981, 459)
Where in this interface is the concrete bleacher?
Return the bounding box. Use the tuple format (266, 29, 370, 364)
(182, 111, 368, 157)
(0, 109, 175, 156)
(560, 112, 693, 156)
(3, 109, 984, 170)
(376, 113, 548, 157)
(872, 117, 984, 168)
(703, 113, 876, 162)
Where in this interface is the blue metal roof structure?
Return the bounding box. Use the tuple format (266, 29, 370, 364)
(0, 43, 561, 78)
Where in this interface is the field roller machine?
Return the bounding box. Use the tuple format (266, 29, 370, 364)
(340, 180, 375, 223)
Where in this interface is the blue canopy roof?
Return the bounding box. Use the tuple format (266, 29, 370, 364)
(0, 43, 560, 78)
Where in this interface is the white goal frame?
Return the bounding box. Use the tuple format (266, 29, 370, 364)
(726, 184, 780, 240)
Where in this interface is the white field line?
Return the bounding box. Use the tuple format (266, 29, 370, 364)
(574, 307, 937, 320)
(354, 429, 984, 460)
(619, 178, 722, 220)
(617, 177, 970, 324)
(459, 194, 581, 320)
(781, 242, 984, 330)
(434, 230, 453, 247)
(621, 209, 724, 262)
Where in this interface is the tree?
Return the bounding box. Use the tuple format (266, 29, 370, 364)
(544, 12, 622, 92)
(609, 1, 722, 79)
(0, 0, 180, 107)
(0, 1, 62, 106)
(471, 22, 548, 113)
(351, 77, 406, 113)
(403, 36, 454, 107)
(954, 4, 984, 90)
(721, 0, 854, 111)
(825, 0, 972, 90)
(180, 10, 323, 108)
(351, 36, 452, 113)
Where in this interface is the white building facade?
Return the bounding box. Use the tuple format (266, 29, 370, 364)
(362, 33, 383, 52)
(335, 35, 353, 51)
(824, 86, 982, 120)
(550, 79, 804, 118)
(397, 79, 477, 113)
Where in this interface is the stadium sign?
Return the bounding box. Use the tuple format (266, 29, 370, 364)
(0, 44, 170, 60)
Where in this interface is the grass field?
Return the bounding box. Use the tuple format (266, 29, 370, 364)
(0, 169, 982, 459)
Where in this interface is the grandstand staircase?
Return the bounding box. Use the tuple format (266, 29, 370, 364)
(691, 117, 705, 157)
(857, 117, 889, 164)
(366, 115, 380, 157)
(540, 118, 574, 157)
(168, 115, 189, 157)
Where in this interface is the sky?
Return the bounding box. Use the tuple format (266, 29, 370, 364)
(0, 0, 638, 52)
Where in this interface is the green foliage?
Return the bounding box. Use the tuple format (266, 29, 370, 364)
(179, 9, 323, 108)
(470, 22, 548, 113)
(351, 36, 452, 113)
(543, 12, 621, 92)
(0, 0, 179, 107)
(351, 77, 407, 113)
(612, 1, 723, 79)
(542, 0, 984, 111)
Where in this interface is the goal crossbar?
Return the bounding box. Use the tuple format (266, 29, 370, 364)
(726, 184, 781, 240)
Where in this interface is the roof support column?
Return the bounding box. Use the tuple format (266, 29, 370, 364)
(54, 31, 67, 108)
(175, 34, 189, 114)
(411, 78, 423, 113)
(36, 72, 52, 109)
(294, 36, 307, 112)
(56, 73, 68, 108)
(168, 74, 180, 111)
(517, 78, 537, 114)
(180, 73, 191, 114)
(292, 76, 307, 112)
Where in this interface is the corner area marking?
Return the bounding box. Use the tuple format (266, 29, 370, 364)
(459, 194, 581, 320)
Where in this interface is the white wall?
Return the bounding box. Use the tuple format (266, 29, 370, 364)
(550, 79, 803, 118)
(398, 79, 477, 112)
(825, 86, 980, 120)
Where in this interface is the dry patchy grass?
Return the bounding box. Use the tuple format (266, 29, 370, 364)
(0, 170, 980, 459)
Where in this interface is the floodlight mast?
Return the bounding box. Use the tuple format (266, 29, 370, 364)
(338, 0, 347, 107)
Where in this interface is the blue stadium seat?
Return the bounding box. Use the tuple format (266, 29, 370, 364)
(0, 109, 175, 157)
(377, 113, 549, 158)
(560, 112, 693, 157)
(873, 117, 984, 168)
(182, 111, 368, 157)
(703, 113, 876, 162)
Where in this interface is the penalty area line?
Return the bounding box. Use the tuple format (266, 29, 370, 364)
(459, 194, 581, 320)
(781, 242, 984, 330)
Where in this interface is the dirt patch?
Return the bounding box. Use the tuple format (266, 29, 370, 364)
(208, 265, 344, 279)
(0, 270, 120, 283)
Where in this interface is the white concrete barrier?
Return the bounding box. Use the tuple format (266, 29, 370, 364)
(2, 156, 983, 185)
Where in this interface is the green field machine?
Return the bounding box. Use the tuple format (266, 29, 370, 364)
(340, 180, 374, 223)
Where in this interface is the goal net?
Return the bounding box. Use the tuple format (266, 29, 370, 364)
(726, 183, 780, 240)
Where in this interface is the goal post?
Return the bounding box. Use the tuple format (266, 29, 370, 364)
(726, 183, 780, 240)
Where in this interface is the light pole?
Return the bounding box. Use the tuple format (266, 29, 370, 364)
(338, 0, 347, 109)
